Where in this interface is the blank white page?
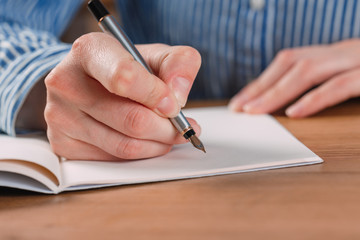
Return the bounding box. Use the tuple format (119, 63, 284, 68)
(60, 107, 323, 191)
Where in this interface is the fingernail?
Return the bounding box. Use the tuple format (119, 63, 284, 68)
(229, 94, 249, 112)
(172, 77, 190, 107)
(156, 96, 179, 117)
(243, 98, 263, 113)
(286, 104, 302, 117)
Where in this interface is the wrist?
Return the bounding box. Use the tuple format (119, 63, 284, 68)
(15, 78, 47, 133)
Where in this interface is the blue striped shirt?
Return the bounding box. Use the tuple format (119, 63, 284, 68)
(1, 0, 359, 136)
(118, 0, 360, 99)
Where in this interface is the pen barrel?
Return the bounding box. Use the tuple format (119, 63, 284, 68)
(170, 112, 194, 138)
(99, 16, 153, 74)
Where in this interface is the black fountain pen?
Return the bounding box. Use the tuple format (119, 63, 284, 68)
(88, 0, 206, 153)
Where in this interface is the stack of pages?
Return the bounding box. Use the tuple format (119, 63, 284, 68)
(0, 107, 322, 194)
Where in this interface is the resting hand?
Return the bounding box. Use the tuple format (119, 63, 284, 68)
(45, 32, 201, 160)
(229, 39, 360, 117)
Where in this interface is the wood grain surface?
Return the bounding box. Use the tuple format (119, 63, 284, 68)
(1, 98, 360, 240)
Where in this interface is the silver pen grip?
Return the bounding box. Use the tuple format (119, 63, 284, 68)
(170, 112, 192, 135)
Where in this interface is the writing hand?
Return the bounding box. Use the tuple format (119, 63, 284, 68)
(45, 32, 201, 160)
(229, 39, 360, 117)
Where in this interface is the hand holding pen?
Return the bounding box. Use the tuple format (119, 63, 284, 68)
(88, 0, 205, 152)
(43, 3, 203, 160)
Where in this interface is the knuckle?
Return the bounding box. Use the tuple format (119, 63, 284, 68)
(333, 76, 356, 97)
(71, 34, 93, 58)
(251, 81, 264, 93)
(44, 68, 63, 92)
(107, 60, 136, 95)
(176, 46, 201, 58)
(267, 86, 283, 99)
(115, 138, 141, 159)
(124, 107, 150, 137)
(296, 59, 314, 72)
(304, 92, 321, 104)
(334, 75, 352, 88)
(275, 49, 296, 64)
(294, 59, 316, 84)
(246, 80, 264, 96)
(44, 103, 58, 125)
(45, 63, 75, 96)
(172, 46, 202, 65)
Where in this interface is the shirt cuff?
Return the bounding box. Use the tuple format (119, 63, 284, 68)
(0, 44, 71, 136)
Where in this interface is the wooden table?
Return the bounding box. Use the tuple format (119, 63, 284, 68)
(1, 99, 360, 240)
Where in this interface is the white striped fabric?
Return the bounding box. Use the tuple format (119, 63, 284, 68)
(0, 0, 81, 135)
(0, 25, 71, 136)
(0, 22, 70, 135)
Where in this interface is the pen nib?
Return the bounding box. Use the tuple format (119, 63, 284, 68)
(189, 135, 206, 153)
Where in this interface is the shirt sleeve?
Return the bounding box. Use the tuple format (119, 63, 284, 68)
(0, 21, 71, 136)
(0, 0, 82, 136)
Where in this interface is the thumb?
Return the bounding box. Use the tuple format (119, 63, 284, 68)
(137, 44, 202, 107)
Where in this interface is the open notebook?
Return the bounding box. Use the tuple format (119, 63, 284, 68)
(0, 107, 322, 194)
